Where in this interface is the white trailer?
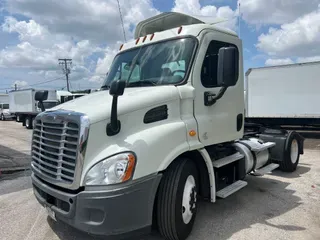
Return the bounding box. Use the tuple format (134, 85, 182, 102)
(30, 12, 305, 240)
(245, 61, 320, 127)
(9, 89, 72, 129)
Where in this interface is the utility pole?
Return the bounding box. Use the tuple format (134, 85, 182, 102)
(59, 59, 72, 91)
(15, 84, 17, 91)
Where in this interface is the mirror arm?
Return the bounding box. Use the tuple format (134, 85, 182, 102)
(204, 86, 228, 106)
(39, 101, 45, 112)
(106, 96, 121, 136)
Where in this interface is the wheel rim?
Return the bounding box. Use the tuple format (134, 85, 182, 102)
(17, 116, 20, 121)
(26, 118, 29, 127)
(1, 115, 3, 120)
(290, 139, 299, 164)
(182, 175, 197, 224)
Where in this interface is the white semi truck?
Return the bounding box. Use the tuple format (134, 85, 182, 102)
(9, 89, 72, 129)
(245, 61, 320, 128)
(30, 12, 304, 240)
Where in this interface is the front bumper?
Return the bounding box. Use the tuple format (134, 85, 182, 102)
(32, 173, 162, 237)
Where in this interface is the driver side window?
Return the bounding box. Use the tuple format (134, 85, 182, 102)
(201, 40, 237, 88)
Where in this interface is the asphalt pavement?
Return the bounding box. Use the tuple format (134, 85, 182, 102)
(0, 121, 319, 240)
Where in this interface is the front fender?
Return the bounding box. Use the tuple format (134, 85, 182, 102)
(80, 110, 191, 185)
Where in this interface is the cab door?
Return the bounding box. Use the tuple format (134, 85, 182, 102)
(192, 31, 244, 146)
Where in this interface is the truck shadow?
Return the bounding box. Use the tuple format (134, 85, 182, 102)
(271, 165, 311, 179)
(48, 175, 304, 240)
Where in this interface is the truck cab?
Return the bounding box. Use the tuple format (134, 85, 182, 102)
(30, 12, 304, 240)
(0, 103, 14, 121)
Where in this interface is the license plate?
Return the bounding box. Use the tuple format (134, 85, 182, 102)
(45, 206, 57, 221)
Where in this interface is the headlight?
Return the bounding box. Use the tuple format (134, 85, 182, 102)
(84, 152, 136, 186)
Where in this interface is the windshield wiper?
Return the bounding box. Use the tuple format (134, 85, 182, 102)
(127, 80, 157, 87)
(100, 84, 110, 90)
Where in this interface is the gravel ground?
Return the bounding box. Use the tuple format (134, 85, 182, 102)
(0, 121, 319, 240)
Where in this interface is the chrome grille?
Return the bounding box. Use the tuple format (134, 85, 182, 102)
(31, 119, 80, 184)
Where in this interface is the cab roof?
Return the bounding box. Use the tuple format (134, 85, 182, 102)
(119, 12, 238, 52)
(134, 12, 237, 38)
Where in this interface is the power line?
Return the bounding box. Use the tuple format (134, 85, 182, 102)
(0, 77, 64, 91)
(117, 0, 127, 42)
(59, 58, 72, 91)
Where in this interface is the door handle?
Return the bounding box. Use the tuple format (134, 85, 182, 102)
(204, 91, 216, 106)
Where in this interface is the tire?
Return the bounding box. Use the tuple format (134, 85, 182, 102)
(16, 115, 21, 122)
(157, 159, 198, 240)
(25, 116, 33, 129)
(280, 131, 301, 172)
(1, 114, 4, 121)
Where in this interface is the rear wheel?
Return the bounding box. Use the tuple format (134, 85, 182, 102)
(157, 158, 198, 240)
(280, 132, 301, 172)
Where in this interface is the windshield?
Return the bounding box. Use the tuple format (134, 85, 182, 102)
(103, 38, 196, 88)
(2, 104, 9, 109)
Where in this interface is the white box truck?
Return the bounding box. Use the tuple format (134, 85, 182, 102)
(9, 89, 72, 129)
(30, 12, 305, 240)
(245, 61, 320, 128)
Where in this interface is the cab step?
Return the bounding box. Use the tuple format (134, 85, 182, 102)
(212, 152, 244, 168)
(251, 163, 279, 176)
(216, 180, 248, 198)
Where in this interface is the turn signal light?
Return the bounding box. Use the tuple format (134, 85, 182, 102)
(189, 130, 196, 137)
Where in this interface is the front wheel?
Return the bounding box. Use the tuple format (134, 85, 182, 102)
(1, 114, 4, 121)
(157, 158, 198, 240)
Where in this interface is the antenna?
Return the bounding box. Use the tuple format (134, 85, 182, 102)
(116, 0, 127, 42)
(238, 1, 241, 38)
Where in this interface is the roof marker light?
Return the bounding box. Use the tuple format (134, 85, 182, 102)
(178, 26, 183, 34)
(135, 38, 140, 45)
(150, 33, 155, 40)
(142, 35, 147, 42)
(119, 44, 124, 51)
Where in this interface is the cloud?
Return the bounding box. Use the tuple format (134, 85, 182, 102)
(6, 0, 159, 44)
(0, 17, 101, 71)
(265, 58, 294, 66)
(256, 8, 320, 58)
(296, 56, 320, 63)
(172, 0, 237, 30)
(239, 0, 320, 25)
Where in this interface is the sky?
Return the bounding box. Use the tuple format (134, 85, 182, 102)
(0, 0, 319, 92)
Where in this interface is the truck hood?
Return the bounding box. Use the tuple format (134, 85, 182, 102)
(49, 86, 180, 123)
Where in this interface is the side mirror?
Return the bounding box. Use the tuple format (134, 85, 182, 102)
(217, 47, 239, 87)
(109, 80, 126, 96)
(107, 80, 126, 136)
(35, 90, 48, 112)
(35, 90, 48, 101)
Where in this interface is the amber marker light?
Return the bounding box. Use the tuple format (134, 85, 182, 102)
(189, 130, 196, 137)
(122, 153, 136, 182)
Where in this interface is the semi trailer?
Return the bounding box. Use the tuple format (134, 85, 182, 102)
(30, 12, 304, 240)
(245, 61, 320, 128)
(9, 89, 72, 129)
